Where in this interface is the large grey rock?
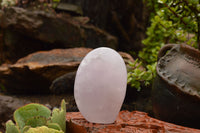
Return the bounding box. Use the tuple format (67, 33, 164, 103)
(0, 7, 117, 63)
(0, 48, 91, 94)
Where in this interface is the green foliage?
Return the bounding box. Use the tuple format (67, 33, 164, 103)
(128, 0, 200, 90)
(5, 100, 66, 133)
(1, 0, 16, 7)
(127, 59, 156, 91)
(51, 0, 60, 8)
(0, 83, 6, 92)
(48, 100, 66, 133)
(140, 0, 199, 64)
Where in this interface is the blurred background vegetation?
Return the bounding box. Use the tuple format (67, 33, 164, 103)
(128, 0, 200, 91)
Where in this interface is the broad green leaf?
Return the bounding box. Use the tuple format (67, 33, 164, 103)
(14, 103, 51, 132)
(25, 126, 64, 133)
(25, 116, 47, 128)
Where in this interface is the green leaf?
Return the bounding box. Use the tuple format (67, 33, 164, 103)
(25, 116, 47, 128)
(47, 123, 62, 131)
(158, 0, 166, 4)
(182, 17, 191, 23)
(49, 100, 66, 133)
(145, 81, 150, 86)
(25, 126, 64, 133)
(5, 120, 20, 133)
(23, 126, 31, 133)
(14, 103, 51, 132)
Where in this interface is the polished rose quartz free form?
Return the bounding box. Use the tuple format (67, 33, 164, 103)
(74, 47, 127, 124)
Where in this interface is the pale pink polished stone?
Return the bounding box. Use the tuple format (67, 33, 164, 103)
(74, 47, 127, 124)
